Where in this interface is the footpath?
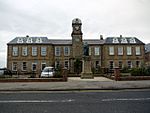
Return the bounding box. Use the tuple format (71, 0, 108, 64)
(0, 77, 150, 91)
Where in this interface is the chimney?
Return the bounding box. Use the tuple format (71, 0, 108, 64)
(100, 35, 103, 40)
(26, 35, 29, 37)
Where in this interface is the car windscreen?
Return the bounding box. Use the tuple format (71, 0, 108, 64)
(43, 68, 53, 72)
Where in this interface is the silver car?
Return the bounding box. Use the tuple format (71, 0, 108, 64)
(41, 67, 55, 78)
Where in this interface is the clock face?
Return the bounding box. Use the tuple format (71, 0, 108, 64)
(75, 38, 80, 42)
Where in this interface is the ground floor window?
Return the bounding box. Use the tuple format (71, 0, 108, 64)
(41, 63, 46, 70)
(64, 61, 69, 69)
(109, 61, 114, 69)
(32, 63, 37, 71)
(22, 62, 27, 71)
(55, 61, 60, 68)
(96, 61, 99, 68)
(136, 61, 140, 68)
(118, 61, 122, 69)
(12, 62, 17, 71)
(127, 61, 132, 68)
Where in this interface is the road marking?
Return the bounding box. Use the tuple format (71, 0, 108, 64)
(0, 99, 75, 103)
(102, 98, 150, 102)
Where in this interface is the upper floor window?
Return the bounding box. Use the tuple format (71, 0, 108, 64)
(41, 47, 47, 56)
(109, 46, 114, 55)
(121, 38, 128, 43)
(127, 46, 132, 55)
(118, 47, 123, 55)
(27, 38, 33, 43)
(55, 47, 60, 56)
(94, 47, 100, 56)
(112, 38, 119, 43)
(12, 47, 18, 56)
(32, 47, 37, 56)
(22, 47, 28, 56)
(129, 38, 136, 43)
(17, 38, 23, 43)
(135, 46, 141, 55)
(36, 38, 42, 43)
(64, 47, 70, 56)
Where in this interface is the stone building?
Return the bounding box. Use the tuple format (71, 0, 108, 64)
(145, 44, 150, 66)
(7, 18, 145, 75)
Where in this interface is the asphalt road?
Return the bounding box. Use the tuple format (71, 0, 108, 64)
(0, 90, 150, 113)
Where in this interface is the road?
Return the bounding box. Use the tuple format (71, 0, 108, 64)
(0, 90, 150, 113)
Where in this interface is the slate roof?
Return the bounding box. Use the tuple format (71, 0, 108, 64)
(7, 37, 50, 44)
(105, 37, 144, 45)
(145, 43, 150, 53)
(49, 39, 104, 45)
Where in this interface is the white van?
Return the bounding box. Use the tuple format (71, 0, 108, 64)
(40, 67, 55, 77)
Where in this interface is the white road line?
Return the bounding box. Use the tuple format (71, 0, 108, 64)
(0, 99, 75, 103)
(102, 98, 150, 102)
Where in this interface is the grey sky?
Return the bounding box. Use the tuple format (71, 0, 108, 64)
(0, 0, 150, 67)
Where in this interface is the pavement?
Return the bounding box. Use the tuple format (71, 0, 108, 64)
(0, 77, 150, 91)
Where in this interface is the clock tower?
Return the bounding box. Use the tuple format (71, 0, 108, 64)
(71, 18, 83, 58)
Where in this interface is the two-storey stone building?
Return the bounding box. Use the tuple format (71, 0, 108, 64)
(7, 18, 145, 75)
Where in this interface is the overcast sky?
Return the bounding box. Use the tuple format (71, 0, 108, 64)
(0, 0, 150, 67)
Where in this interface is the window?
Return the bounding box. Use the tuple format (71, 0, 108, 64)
(12, 62, 17, 71)
(127, 46, 132, 55)
(96, 61, 99, 68)
(32, 47, 37, 56)
(27, 38, 32, 43)
(127, 61, 132, 68)
(55, 47, 60, 56)
(118, 61, 122, 69)
(129, 38, 136, 43)
(32, 63, 37, 71)
(95, 47, 100, 55)
(41, 47, 47, 56)
(109, 46, 114, 55)
(89, 47, 91, 56)
(22, 47, 28, 56)
(22, 62, 27, 71)
(135, 46, 141, 55)
(41, 63, 46, 70)
(55, 61, 60, 68)
(64, 61, 69, 69)
(64, 47, 70, 56)
(136, 61, 140, 68)
(118, 47, 123, 55)
(109, 61, 114, 69)
(121, 38, 128, 43)
(36, 38, 42, 43)
(112, 38, 119, 43)
(12, 47, 18, 56)
(17, 38, 23, 43)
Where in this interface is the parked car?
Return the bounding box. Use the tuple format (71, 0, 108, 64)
(40, 67, 55, 78)
(0, 68, 12, 77)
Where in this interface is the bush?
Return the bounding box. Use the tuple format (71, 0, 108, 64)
(54, 66, 62, 78)
(121, 66, 130, 73)
(130, 67, 150, 76)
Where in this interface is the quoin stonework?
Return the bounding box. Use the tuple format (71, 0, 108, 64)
(7, 18, 145, 75)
